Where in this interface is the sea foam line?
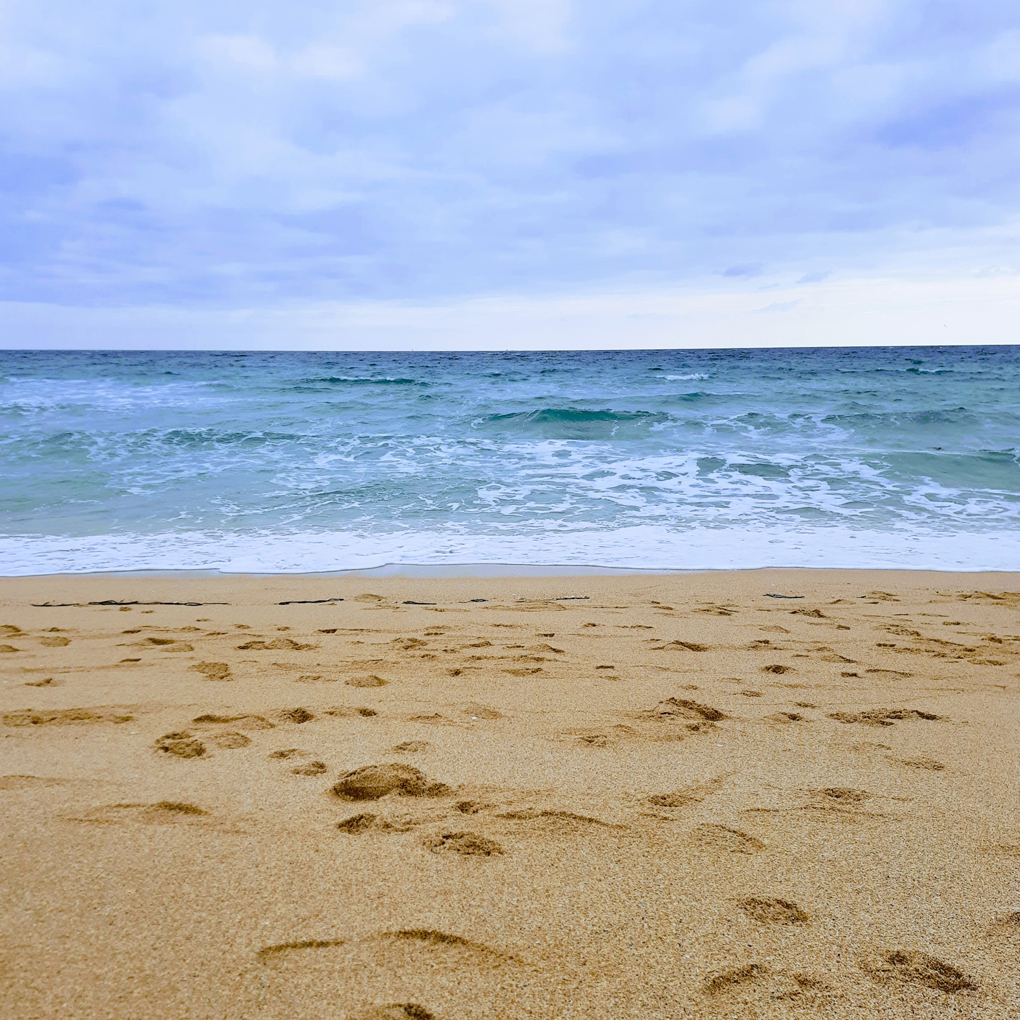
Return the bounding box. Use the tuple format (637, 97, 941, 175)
(0, 525, 1016, 575)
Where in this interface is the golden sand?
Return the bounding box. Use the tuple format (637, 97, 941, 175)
(1, 569, 1018, 1019)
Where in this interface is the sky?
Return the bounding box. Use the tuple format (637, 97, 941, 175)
(1, 0, 1019, 348)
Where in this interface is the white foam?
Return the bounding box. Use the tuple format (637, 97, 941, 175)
(0, 524, 1016, 575)
(1, 377, 216, 412)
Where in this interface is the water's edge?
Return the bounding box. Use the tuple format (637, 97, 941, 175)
(3, 561, 1019, 580)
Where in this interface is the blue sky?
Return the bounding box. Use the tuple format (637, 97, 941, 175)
(1, 1, 1019, 345)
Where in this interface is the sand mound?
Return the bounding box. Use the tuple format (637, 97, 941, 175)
(237, 638, 315, 650)
(332, 764, 450, 801)
(347, 675, 389, 688)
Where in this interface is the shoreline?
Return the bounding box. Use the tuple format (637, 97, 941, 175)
(3, 566, 1019, 617)
(3, 562, 1020, 584)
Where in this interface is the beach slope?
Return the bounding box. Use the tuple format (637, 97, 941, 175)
(1, 570, 1018, 1018)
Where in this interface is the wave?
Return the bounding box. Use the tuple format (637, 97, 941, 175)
(3, 348, 1019, 573)
(1, 524, 1017, 575)
(298, 376, 426, 386)
(487, 408, 665, 423)
(479, 408, 676, 440)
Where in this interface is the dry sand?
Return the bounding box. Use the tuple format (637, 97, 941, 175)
(1, 569, 1018, 1019)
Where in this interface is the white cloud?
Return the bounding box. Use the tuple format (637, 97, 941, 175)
(0, 0, 1018, 321)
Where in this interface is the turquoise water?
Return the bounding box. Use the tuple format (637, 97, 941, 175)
(1, 348, 1017, 573)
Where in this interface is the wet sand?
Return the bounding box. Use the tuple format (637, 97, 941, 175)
(1, 569, 1018, 1019)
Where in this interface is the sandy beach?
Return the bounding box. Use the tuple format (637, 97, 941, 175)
(1, 569, 1018, 1019)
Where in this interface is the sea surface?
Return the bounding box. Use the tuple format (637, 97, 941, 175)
(1, 348, 1018, 575)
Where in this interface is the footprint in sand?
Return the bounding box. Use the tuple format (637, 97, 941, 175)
(190, 661, 233, 681)
(208, 731, 251, 749)
(139, 637, 193, 652)
(648, 698, 726, 723)
(691, 823, 766, 854)
(276, 707, 315, 724)
(645, 792, 699, 808)
(703, 963, 825, 1004)
(393, 741, 431, 753)
(461, 704, 503, 720)
(494, 808, 626, 837)
(819, 787, 871, 803)
(862, 950, 977, 993)
(253, 928, 563, 1019)
(828, 708, 940, 726)
(641, 775, 726, 814)
(71, 801, 214, 826)
(0, 775, 72, 790)
(990, 911, 1020, 934)
(347, 1005, 436, 1020)
(348, 675, 390, 688)
(38, 635, 71, 647)
(565, 724, 637, 747)
(4, 707, 135, 727)
(155, 732, 206, 758)
(336, 813, 417, 834)
(737, 897, 809, 924)
(454, 800, 490, 814)
(798, 787, 886, 821)
(292, 761, 328, 776)
(897, 756, 945, 771)
(332, 764, 451, 801)
(770, 711, 805, 723)
(257, 929, 510, 970)
(653, 640, 709, 652)
(324, 707, 379, 718)
(422, 832, 505, 857)
(634, 699, 726, 741)
(237, 637, 316, 651)
(192, 713, 275, 730)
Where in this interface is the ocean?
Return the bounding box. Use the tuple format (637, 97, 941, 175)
(0, 347, 1017, 575)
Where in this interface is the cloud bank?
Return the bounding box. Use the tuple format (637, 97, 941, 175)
(1, 0, 1018, 331)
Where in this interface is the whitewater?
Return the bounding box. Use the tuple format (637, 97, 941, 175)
(1, 348, 1017, 574)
